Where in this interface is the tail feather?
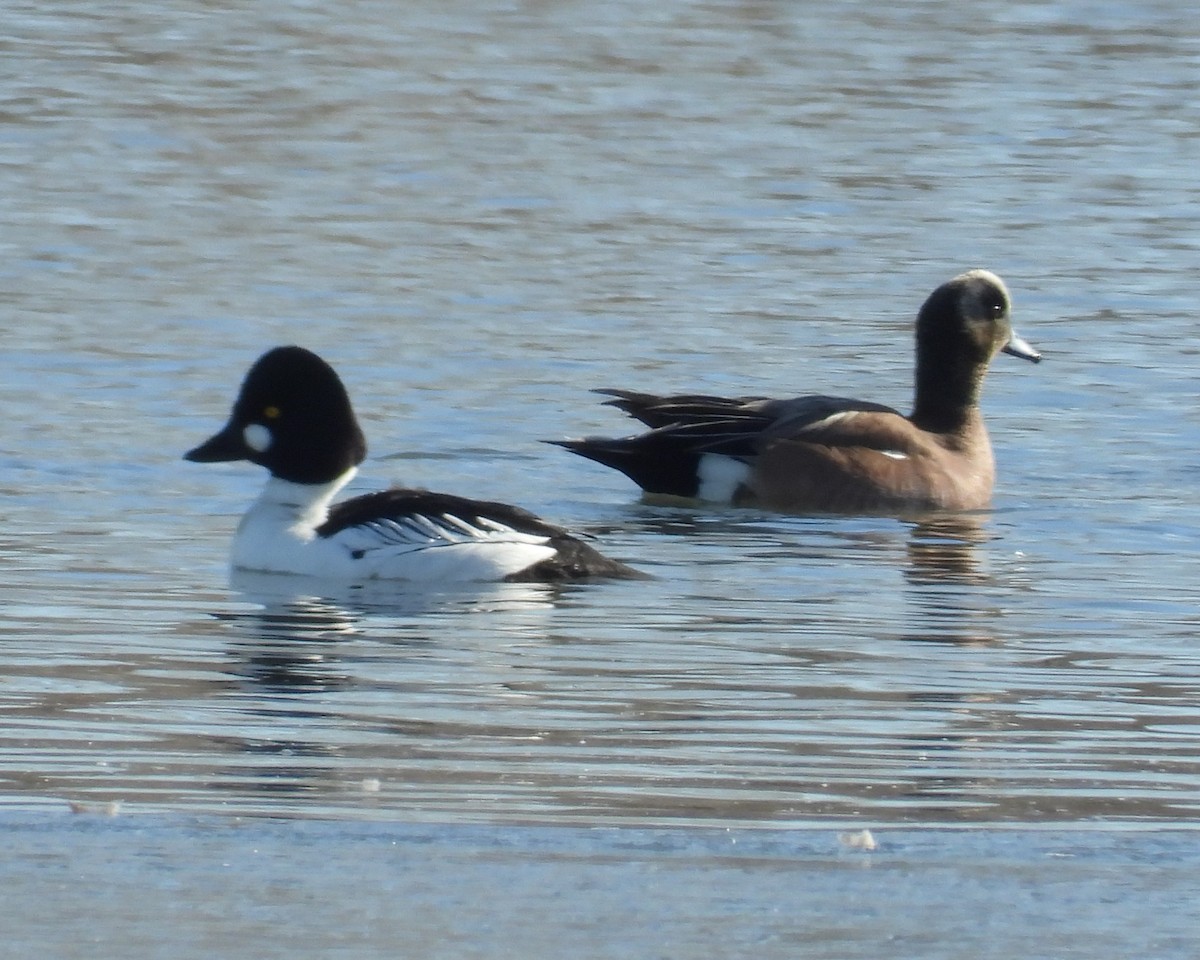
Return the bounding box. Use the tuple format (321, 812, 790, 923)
(547, 438, 702, 499)
(595, 388, 773, 429)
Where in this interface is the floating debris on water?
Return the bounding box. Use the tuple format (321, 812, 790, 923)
(838, 829, 878, 851)
(66, 800, 122, 817)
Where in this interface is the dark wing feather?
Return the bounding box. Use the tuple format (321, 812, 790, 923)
(598, 389, 898, 438)
(597, 389, 773, 429)
(317, 488, 566, 540)
(317, 488, 643, 581)
(587, 391, 902, 455)
(553, 392, 906, 499)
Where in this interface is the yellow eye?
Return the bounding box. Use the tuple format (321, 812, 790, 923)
(263, 405, 281, 419)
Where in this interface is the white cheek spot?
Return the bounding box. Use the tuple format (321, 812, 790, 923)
(243, 423, 273, 453)
(696, 454, 751, 502)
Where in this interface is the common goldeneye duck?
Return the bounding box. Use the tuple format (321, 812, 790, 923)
(185, 346, 642, 582)
(553, 270, 1041, 514)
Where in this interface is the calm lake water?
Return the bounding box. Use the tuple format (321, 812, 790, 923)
(1, 0, 1198, 953)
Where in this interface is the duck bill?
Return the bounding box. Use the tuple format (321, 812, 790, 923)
(184, 423, 246, 462)
(1002, 331, 1041, 363)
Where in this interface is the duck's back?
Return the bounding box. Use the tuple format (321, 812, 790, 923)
(316, 489, 643, 582)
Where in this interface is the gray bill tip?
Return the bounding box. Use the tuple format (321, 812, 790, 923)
(1002, 331, 1041, 363)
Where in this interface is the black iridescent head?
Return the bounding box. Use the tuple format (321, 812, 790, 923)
(184, 346, 368, 484)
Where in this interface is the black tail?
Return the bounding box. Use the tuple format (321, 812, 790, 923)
(512, 532, 650, 582)
(548, 438, 702, 499)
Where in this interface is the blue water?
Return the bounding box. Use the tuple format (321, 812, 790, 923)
(2, 11, 1200, 955)
(5, 812, 1199, 960)
(1, 0, 1198, 953)
(3, 0, 1198, 826)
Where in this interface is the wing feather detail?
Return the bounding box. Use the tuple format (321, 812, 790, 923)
(308, 487, 640, 582)
(334, 510, 549, 553)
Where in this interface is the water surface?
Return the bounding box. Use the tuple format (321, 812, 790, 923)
(2, 0, 1198, 831)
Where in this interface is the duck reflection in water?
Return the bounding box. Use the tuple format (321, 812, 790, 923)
(217, 569, 565, 696)
(202, 571, 573, 806)
(216, 591, 362, 696)
(903, 514, 1003, 646)
(906, 514, 995, 586)
(230, 568, 564, 619)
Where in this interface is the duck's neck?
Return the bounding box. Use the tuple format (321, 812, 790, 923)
(248, 468, 358, 529)
(909, 350, 987, 435)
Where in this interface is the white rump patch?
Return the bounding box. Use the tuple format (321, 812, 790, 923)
(242, 423, 273, 453)
(696, 454, 751, 502)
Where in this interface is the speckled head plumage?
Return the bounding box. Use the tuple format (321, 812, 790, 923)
(184, 345, 368, 484)
(911, 269, 1040, 431)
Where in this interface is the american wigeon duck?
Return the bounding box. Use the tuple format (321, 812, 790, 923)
(186, 346, 643, 582)
(553, 269, 1041, 514)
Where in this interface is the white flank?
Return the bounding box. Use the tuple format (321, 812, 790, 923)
(335, 513, 554, 581)
(696, 454, 751, 503)
(228, 473, 556, 582)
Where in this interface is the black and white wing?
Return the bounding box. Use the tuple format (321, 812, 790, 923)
(318, 489, 640, 582)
